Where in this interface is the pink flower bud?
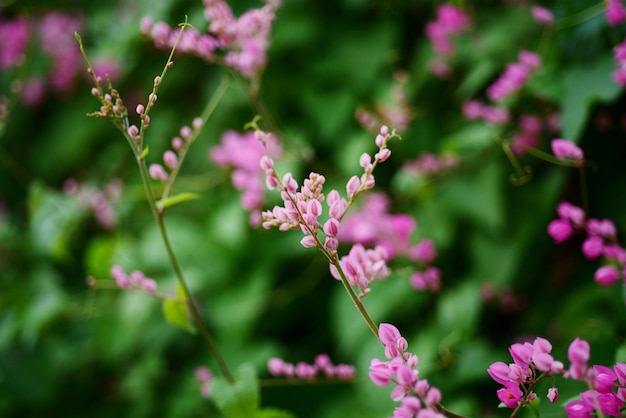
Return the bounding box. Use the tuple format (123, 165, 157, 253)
(192, 117, 203, 130)
(324, 237, 338, 251)
(180, 125, 192, 139)
(127, 125, 139, 138)
(300, 235, 317, 248)
(346, 175, 361, 198)
(509, 342, 533, 368)
(547, 387, 559, 403)
(375, 148, 391, 162)
(359, 153, 372, 169)
(267, 357, 286, 376)
(323, 218, 340, 237)
(163, 150, 178, 170)
(587, 218, 616, 239)
(557, 201, 585, 226)
(369, 359, 392, 386)
(532, 6, 554, 24)
(547, 219, 573, 243)
(149, 163, 169, 181)
(488, 361, 511, 385)
(259, 156, 274, 171)
(282, 173, 298, 193)
(551, 138, 584, 162)
(378, 323, 401, 346)
(136, 104, 145, 115)
(594, 265, 619, 286)
(172, 137, 183, 150)
(141, 278, 157, 294)
(582, 236, 604, 259)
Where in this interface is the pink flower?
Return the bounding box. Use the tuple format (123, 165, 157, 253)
(547, 387, 559, 403)
(586, 218, 616, 239)
(568, 338, 590, 380)
(594, 265, 620, 286)
(487, 361, 511, 385)
(531, 6, 554, 24)
(547, 219, 573, 243)
(409, 239, 437, 264)
(497, 382, 523, 408)
(551, 138, 584, 162)
(149, 163, 169, 182)
(582, 236, 604, 259)
(557, 202, 585, 226)
(564, 400, 593, 417)
(0, 17, 29, 70)
(606, 0, 626, 26)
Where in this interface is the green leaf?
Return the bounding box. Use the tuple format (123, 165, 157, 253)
(258, 408, 296, 418)
(560, 54, 621, 141)
(157, 192, 200, 210)
(210, 364, 260, 418)
(162, 293, 195, 334)
(140, 145, 149, 160)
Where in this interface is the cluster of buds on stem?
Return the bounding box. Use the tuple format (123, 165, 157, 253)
(267, 354, 355, 381)
(259, 125, 395, 298)
(370, 323, 446, 418)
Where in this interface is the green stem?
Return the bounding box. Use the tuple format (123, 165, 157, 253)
(579, 165, 589, 214)
(332, 259, 379, 338)
(135, 152, 234, 383)
(555, 2, 605, 29)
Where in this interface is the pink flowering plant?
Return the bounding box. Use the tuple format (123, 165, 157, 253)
(3, 1, 626, 417)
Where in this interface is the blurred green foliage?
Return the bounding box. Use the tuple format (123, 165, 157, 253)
(1, 0, 626, 417)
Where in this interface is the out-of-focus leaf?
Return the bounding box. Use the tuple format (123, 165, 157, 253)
(258, 408, 296, 418)
(28, 182, 83, 260)
(162, 283, 195, 333)
(210, 363, 259, 418)
(560, 54, 621, 141)
(157, 192, 200, 210)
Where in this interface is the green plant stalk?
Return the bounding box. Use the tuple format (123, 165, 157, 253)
(134, 135, 235, 383)
(77, 22, 234, 384)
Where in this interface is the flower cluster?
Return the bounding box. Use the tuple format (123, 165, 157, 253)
(612, 38, 626, 87)
(550, 138, 584, 165)
(462, 99, 510, 125)
(531, 5, 554, 25)
(210, 130, 282, 226)
(488, 337, 564, 408)
(547, 201, 626, 291)
(606, 0, 626, 27)
(259, 126, 394, 298)
(194, 366, 213, 399)
(1, 12, 117, 108)
(109, 264, 158, 294)
(508, 113, 559, 155)
(355, 71, 413, 134)
(0, 16, 28, 70)
(142, 0, 281, 78)
(486, 51, 541, 102)
(267, 354, 355, 381)
(490, 336, 626, 417)
(425, 3, 471, 78)
(63, 178, 122, 229)
(402, 152, 458, 176)
(149, 117, 204, 186)
(369, 323, 445, 418)
(337, 192, 441, 292)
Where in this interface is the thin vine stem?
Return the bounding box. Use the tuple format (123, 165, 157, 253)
(76, 20, 235, 384)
